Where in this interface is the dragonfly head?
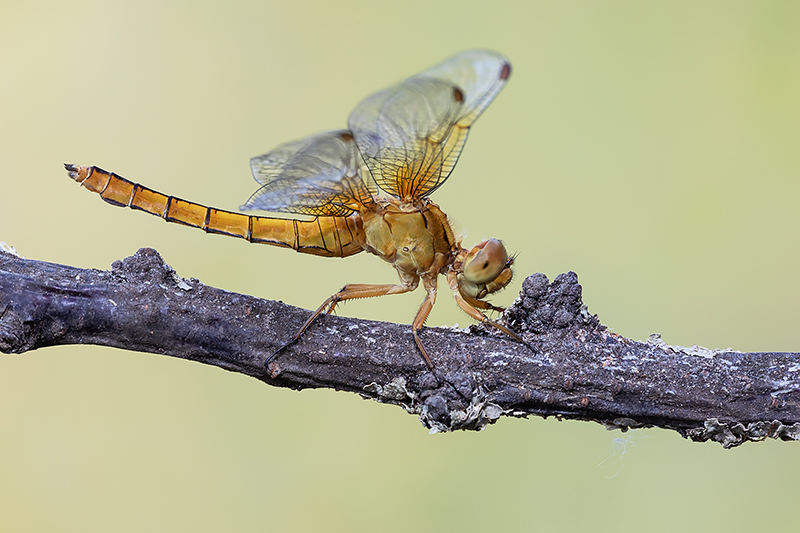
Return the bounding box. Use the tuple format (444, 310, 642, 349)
(459, 239, 514, 299)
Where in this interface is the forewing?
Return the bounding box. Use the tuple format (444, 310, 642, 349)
(348, 50, 510, 200)
(348, 78, 465, 200)
(417, 49, 511, 128)
(242, 131, 373, 217)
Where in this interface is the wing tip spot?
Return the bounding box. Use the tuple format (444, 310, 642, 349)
(500, 62, 511, 81)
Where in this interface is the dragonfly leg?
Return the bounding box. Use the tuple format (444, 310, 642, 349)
(447, 272, 533, 352)
(410, 283, 438, 370)
(462, 294, 505, 314)
(266, 280, 418, 367)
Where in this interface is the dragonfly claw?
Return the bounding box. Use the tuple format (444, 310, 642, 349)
(265, 340, 295, 367)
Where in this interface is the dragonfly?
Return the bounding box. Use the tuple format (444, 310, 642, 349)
(65, 49, 527, 369)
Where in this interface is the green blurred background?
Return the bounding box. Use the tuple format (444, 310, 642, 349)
(2, 1, 799, 531)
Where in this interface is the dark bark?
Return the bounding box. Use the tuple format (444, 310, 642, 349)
(1, 247, 798, 448)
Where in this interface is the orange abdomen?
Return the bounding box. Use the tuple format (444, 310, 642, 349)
(64, 165, 365, 258)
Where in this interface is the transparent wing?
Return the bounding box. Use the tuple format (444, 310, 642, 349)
(242, 131, 373, 217)
(348, 50, 511, 200)
(417, 49, 512, 128)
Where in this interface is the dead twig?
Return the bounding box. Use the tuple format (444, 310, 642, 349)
(1, 247, 798, 447)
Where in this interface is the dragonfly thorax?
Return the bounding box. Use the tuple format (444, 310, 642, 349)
(360, 198, 458, 278)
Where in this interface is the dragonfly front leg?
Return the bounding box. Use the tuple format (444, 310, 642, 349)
(267, 278, 419, 366)
(447, 271, 533, 352)
(461, 293, 505, 314)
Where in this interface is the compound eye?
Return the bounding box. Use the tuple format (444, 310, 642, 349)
(463, 239, 508, 284)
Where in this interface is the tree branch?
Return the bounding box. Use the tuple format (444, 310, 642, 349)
(1, 247, 798, 447)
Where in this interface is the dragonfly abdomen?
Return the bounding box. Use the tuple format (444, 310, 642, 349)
(64, 165, 365, 258)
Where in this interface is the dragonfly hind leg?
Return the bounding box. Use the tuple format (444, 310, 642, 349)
(266, 280, 419, 367)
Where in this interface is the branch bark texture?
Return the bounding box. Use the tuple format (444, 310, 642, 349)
(1, 248, 798, 447)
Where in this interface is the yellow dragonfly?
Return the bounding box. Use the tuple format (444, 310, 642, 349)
(65, 49, 526, 369)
